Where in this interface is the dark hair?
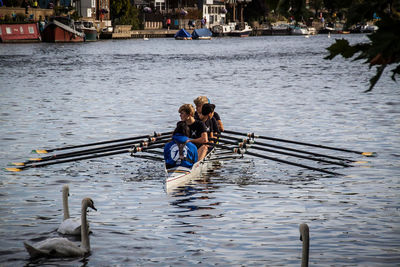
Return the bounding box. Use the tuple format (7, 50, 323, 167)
(201, 103, 215, 116)
(173, 121, 190, 137)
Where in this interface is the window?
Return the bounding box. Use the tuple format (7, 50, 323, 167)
(91, 0, 95, 8)
(155, 1, 165, 11)
(87, 8, 92, 17)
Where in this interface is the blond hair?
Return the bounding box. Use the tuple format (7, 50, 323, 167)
(193, 96, 208, 106)
(179, 104, 195, 117)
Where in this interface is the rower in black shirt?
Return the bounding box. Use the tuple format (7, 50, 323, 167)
(188, 120, 207, 141)
(178, 104, 209, 161)
(193, 96, 224, 132)
(198, 103, 217, 140)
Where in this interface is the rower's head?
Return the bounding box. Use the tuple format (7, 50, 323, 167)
(173, 121, 190, 137)
(194, 96, 209, 114)
(201, 103, 215, 120)
(179, 104, 195, 121)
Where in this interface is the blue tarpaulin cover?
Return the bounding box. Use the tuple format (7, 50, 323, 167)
(174, 28, 192, 38)
(192, 28, 212, 39)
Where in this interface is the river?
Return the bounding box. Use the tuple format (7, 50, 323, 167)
(0, 35, 399, 266)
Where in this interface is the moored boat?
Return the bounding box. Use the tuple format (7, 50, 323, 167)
(228, 22, 252, 37)
(174, 28, 192, 40)
(41, 17, 85, 43)
(291, 24, 309, 35)
(75, 21, 98, 41)
(211, 22, 236, 37)
(192, 28, 212, 40)
(0, 23, 41, 43)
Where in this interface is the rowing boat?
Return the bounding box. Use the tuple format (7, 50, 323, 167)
(165, 147, 216, 194)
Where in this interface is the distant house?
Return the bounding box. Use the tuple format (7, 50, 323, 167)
(74, 0, 110, 21)
(137, 0, 250, 29)
(202, 0, 226, 28)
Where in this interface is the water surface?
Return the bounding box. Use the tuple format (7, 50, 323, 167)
(0, 35, 399, 266)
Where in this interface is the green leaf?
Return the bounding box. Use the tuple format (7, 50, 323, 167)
(366, 65, 386, 92)
(391, 65, 400, 81)
(325, 39, 359, 60)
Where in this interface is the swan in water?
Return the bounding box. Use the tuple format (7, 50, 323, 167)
(299, 223, 309, 267)
(57, 185, 87, 235)
(24, 197, 96, 258)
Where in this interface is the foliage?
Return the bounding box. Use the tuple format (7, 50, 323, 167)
(325, 0, 400, 91)
(110, 0, 139, 29)
(3, 0, 23, 7)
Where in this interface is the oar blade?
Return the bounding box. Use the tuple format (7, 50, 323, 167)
(354, 160, 369, 164)
(32, 149, 48, 154)
(5, 167, 23, 172)
(28, 158, 42, 161)
(11, 162, 25, 166)
(361, 152, 376, 157)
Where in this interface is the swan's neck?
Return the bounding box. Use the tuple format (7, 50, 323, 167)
(62, 188, 70, 220)
(81, 202, 90, 252)
(300, 225, 309, 267)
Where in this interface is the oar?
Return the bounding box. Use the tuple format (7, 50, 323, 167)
(216, 134, 354, 162)
(212, 138, 352, 167)
(11, 136, 171, 166)
(208, 142, 342, 175)
(5, 143, 165, 172)
(31, 131, 172, 154)
(224, 130, 376, 157)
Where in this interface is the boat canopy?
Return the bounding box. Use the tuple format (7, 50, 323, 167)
(192, 28, 212, 39)
(174, 28, 192, 38)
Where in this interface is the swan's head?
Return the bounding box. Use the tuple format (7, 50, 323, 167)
(83, 197, 97, 211)
(62, 184, 70, 197)
(299, 223, 309, 241)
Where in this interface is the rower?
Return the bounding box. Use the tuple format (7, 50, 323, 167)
(193, 96, 224, 132)
(178, 104, 208, 161)
(198, 103, 218, 141)
(164, 121, 198, 169)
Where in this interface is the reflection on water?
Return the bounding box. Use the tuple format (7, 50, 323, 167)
(0, 35, 399, 266)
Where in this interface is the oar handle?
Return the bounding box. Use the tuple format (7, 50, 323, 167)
(213, 138, 352, 167)
(33, 131, 172, 153)
(22, 135, 171, 166)
(217, 134, 353, 162)
(224, 130, 375, 156)
(207, 142, 342, 175)
(7, 136, 170, 171)
(9, 148, 132, 171)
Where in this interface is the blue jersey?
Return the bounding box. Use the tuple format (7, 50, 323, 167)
(164, 133, 198, 168)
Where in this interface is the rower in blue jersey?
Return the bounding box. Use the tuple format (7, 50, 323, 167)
(164, 121, 198, 169)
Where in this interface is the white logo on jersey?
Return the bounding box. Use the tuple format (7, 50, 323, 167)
(170, 143, 188, 161)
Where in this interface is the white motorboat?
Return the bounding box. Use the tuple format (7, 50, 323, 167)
(229, 22, 253, 37)
(291, 25, 309, 35)
(211, 22, 237, 37)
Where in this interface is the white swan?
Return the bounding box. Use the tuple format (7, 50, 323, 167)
(57, 185, 87, 235)
(299, 223, 309, 267)
(24, 197, 96, 258)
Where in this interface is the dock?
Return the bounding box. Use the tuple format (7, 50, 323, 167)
(110, 26, 179, 39)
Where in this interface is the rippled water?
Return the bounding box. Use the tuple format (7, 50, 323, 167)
(0, 35, 399, 266)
